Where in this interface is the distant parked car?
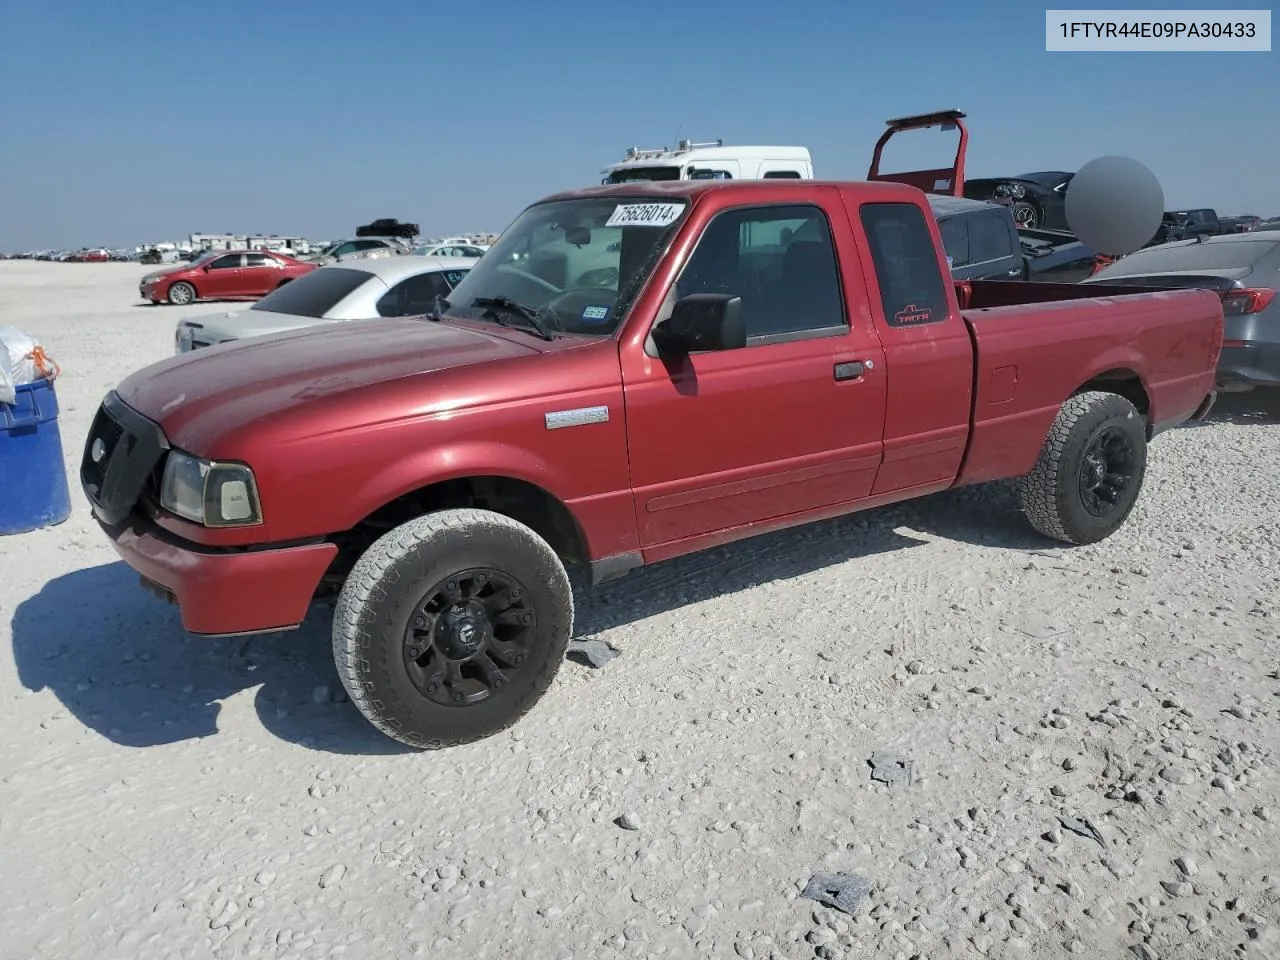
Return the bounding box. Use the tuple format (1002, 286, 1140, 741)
(356, 218, 419, 240)
(413, 242, 488, 258)
(140, 249, 317, 306)
(309, 237, 411, 264)
(173, 255, 472, 352)
(1219, 215, 1263, 234)
(1084, 233, 1280, 392)
(140, 248, 181, 265)
(963, 170, 1074, 230)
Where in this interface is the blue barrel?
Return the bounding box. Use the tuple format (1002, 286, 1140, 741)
(0, 377, 72, 534)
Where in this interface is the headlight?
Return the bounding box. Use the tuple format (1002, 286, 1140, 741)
(160, 450, 262, 527)
(996, 182, 1026, 199)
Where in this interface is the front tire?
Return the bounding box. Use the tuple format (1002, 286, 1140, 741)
(1018, 391, 1147, 544)
(332, 508, 574, 749)
(167, 281, 195, 305)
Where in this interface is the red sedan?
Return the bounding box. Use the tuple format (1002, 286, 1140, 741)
(139, 249, 317, 306)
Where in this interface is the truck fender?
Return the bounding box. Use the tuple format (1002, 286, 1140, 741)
(341, 440, 583, 533)
(1070, 348, 1152, 419)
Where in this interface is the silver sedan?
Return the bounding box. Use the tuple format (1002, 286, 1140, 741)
(174, 256, 471, 353)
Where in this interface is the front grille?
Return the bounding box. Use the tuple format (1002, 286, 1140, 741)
(79, 392, 170, 526)
(81, 405, 125, 496)
(190, 339, 210, 350)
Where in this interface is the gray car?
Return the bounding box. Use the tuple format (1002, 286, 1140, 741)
(174, 256, 471, 353)
(1084, 233, 1280, 391)
(308, 236, 413, 265)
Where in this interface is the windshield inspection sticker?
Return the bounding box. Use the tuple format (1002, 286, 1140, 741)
(605, 203, 683, 228)
(581, 305, 610, 323)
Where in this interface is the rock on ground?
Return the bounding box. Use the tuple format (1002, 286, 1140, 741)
(1, 261, 1278, 959)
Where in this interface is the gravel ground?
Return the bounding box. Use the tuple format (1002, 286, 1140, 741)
(1, 260, 1278, 960)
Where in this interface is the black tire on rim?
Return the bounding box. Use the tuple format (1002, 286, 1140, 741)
(1018, 390, 1148, 544)
(332, 508, 573, 749)
(167, 281, 195, 305)
(1011, 201, 1040, 229)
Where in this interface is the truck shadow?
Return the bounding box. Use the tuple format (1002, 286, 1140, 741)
(10, 483, 1047, 754)
(1181, 389, 1280, 427)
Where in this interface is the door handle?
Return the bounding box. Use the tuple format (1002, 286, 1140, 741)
(834, 361, 865, 381)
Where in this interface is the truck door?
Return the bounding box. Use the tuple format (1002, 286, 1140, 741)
(620, 194, 889, 550)
(844, 196, 974, 494)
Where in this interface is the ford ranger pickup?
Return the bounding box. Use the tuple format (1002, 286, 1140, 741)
(79, 179, 1223, 749)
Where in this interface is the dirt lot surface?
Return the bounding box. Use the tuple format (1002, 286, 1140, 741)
(1, 260, 1278, 960)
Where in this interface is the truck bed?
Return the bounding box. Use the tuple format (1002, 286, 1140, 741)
(954, 283, 1224, 487)
(955, 278, 1165, 310)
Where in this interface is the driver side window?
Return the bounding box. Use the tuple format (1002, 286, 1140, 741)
(670, 204, 847, 343)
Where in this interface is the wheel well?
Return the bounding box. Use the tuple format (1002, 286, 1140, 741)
(275, 278, 292, 288)
(321, 477, 589, 594)
(1073, 369, 1151, 422)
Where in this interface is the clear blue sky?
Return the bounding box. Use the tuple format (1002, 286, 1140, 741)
(0, 0, 1276, 250)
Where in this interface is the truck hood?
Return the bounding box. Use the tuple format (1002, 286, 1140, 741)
(180, 307, 345, 344)
(117, 318, 543, 453)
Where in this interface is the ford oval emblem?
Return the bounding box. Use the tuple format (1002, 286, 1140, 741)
(91, 438, 106, 463)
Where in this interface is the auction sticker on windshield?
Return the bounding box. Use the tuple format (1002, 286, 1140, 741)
(605, 203, 684, 228)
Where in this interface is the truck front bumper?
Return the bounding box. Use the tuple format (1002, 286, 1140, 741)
(100, 516, 338, 637)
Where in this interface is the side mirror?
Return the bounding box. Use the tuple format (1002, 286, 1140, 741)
(651, 293, 746, 355)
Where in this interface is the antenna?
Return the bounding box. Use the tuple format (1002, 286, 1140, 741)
(673, 123, 682, 151)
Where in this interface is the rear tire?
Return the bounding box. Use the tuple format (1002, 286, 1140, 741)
(1018, 391, 1147, 544)
(332, 508, 573, 749)
(167, 281, 195, 305)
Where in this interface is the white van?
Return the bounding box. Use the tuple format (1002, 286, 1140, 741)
(601, 139, 813, 184)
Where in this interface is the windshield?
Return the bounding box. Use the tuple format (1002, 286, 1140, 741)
(604, 165, 682, 184)
(441, 196, 688, 336)
(250, 266, 370, 318)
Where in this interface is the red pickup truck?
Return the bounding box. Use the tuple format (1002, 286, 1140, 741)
(80, 179, 1222, 749)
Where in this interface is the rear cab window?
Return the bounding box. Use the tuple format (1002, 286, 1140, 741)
(858, 202, 951, 328)
(937, 216, 969, 267)
(968, 210, 1016, 264)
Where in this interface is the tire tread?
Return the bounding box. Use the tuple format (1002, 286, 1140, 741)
(332, 508, 573, 750)
(1018, 390, 1145, 545)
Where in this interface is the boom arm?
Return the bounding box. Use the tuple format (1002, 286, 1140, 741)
(867, 109, 968, 198)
